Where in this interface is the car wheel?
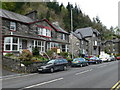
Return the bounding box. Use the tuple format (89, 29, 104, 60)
(63, 66, 67, 71)
(50, 68, 54, 73)
(80, 64, 83, 67)
(95, 62, 97, 64)
(86, 63, 89, 66)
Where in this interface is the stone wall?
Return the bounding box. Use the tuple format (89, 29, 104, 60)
(2, 56, 43, 73)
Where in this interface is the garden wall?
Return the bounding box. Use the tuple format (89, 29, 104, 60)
(2, 56, 43, 73)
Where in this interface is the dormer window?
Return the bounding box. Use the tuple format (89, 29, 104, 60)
(38, 27, 51, 37)
(10, 22, 16, 31)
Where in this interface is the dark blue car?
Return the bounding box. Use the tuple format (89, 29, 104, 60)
(71, 58, 89, 67)
(87, 56, 102, 64)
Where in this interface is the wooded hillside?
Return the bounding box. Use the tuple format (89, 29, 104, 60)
(1, 2, 119, 40)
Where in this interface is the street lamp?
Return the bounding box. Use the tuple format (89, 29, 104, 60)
(71, 8, 74, 59)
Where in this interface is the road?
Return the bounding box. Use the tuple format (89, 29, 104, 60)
(2, 60, 120, 89)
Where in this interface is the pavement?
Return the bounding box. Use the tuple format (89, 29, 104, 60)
(1, 60, 120, 89)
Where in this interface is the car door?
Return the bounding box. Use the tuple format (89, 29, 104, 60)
(54, 60, 60, 71)
(59, 59, 64, 70)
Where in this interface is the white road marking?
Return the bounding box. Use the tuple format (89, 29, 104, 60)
(75, 69, 93, 75)
(20, 77, 63, 89)
(1, 73, 38, 80)
(97, 65, 107, 68)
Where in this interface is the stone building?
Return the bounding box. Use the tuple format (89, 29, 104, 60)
(74, 27, 101, 56)
(69, 32, 88, 57)
(101, 38, 120, 55)
(1, 9, 69, 55)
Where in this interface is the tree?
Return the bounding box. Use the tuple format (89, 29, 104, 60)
(2, 2, 16, 11)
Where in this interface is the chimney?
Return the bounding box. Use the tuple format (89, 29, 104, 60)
(25, 10, 37, 20)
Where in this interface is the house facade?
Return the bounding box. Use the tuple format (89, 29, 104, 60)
(74, 27, 101, 56)
(101, 39, 120, 55)
(69, 32, 88, 57)
(1, 9, 69, 55)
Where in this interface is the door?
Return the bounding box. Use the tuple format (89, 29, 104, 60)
(22, 40, 27, 49)
(54, 60, 60, 70)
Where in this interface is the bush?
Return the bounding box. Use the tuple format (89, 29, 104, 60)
(22, 61, 33, 66)
(5, 53, 14, 57)
(32, 46, 39, 56)
(59, 52, 69, 58)
(31, 56, 48, 62)
(19, 49, 33, 61)
(115, 53, 120, 56)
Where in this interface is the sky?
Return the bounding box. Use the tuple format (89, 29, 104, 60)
(57, 0, 119, 29)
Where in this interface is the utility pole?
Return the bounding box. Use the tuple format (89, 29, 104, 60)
(71, 8, 74, 59)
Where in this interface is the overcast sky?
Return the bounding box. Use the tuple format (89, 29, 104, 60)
(57, 0, 119, 29)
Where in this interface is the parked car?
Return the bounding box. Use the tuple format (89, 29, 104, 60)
(99, 54, 110, 62)
(116, 56, 120, 60)
(71, 58, 89, 67)
(87, 56, 102, 64)
(37, 58, 68, 73)
(109, 55, 116, 61)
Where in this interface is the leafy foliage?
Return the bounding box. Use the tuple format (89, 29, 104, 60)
(32, 46, 39, 56)
(19, 49, 33, 61)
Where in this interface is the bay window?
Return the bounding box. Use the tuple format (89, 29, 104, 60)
(4, 37, 19, 51)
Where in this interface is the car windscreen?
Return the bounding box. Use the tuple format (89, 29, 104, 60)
(73, 58, 79, 61)
(90, 57, 96, 60)
(47, 60, 55, 64)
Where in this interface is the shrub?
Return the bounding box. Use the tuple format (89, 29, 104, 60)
(116, 53, 120, 56)
(31, 56, 48, 62)
(32, 46, 39, 56)
(59, 52, 69, 58)
(51, 47, 58, 52)
(19, 49, 32, 61)
(5, 53, 14, 57)
(22, 61, 33, 66)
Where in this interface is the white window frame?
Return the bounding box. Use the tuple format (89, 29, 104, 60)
(47, 42, 51, 50)
(10, 22, 16, 31)
(43, 28, 46, 36)
(65, 44, 69, 52)
(4, 37, 19, 51)
(38, 28, 42, 35)
(12, 37, 19, 51)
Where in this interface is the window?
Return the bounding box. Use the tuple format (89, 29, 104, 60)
(65, 44, 69, 52)
(47, 42, 51, 50)
(61, 34, 66, 40)
(12, 37, 18, 51)
(43, 28, 46, 36)
(38, 28, 42, 35)
(32, 40, 45, 52)
(4, 37, 19, 51)
(4, 37, 11, 51)
(10, 22, 16, 31)
(37, 41, 45, 52)
(38, 28, 51, 37)
(62, 45, 66, 52)
(46, 29, 51, 37)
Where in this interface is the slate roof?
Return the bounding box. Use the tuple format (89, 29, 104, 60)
(52, 23, 69, 34)
(72, 32, 82, 40)
(0, 9, 69, 34)
(0, 9, 34, 23)
(74, 27, 100, 38)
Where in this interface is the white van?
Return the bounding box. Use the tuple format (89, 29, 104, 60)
(99, 53, 110, 62)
